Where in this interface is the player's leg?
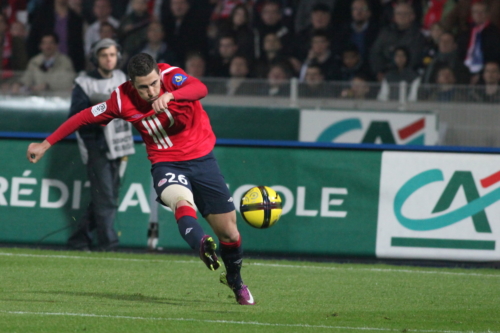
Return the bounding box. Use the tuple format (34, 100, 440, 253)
(151, 163, 220, 270)
(162, 187, 221, 270)
(205, 211, 254, 305)
(189, 153, 255, 305)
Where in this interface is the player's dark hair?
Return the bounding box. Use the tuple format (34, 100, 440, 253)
(128, 53, 159, 82)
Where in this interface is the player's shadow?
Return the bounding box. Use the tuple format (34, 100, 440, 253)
(32, 290, 230, 307)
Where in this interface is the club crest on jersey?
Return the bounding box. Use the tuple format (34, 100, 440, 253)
(91, 102, 107, 117)
(172, 74, 187, 86)
(158, 178, 168, 187)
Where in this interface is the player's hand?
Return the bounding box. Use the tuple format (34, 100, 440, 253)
(152, 92, 175, 114)
(27, 140, 51, 164)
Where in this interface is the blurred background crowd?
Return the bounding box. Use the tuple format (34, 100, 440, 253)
(1, 0, 500, 102)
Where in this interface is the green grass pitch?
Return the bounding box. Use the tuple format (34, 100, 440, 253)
(0, 247, 499, 333)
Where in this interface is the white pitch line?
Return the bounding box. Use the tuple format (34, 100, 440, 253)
(0, 310, 496, 333)
(0, 252, 499, 278)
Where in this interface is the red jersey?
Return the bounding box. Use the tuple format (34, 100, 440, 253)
(46, 63, 216, 164)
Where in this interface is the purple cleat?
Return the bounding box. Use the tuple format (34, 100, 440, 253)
(220, 272, 255, 305)
(199, 235, 220, 271)
(235, 285, 255, 305)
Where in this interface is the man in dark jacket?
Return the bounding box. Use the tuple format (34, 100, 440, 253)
(370, 3, 425, 81)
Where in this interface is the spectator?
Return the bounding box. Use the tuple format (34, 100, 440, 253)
(422, 31, 470, 84)
(211, 55, 254, 95)
(421, 22, 444, 72)
(299, 30, 337, 81)
(162, 0, 208, 64)
(253, 0, 295, 32)
(427, 66, 462, 101)
(208, 33, 238, 77)
(218, 4, 255, 60)
(27, 0, 85, 72)
(294, 0, 336, 34)
(370, 3, 426, 81)
(442, 0, 500, 34)
(379, 0, 423, 29)
(1, 14, 28, 77)
(254, 32, 297, 78)
(130, 21, 178, 68)
(299, 63, 330, 97)
(263, 61, 291, 96)
(336, 44, 373, 82)
(377, 46, 421, 101)
(68, 0, 83, 16)
(84, 0, 119, 56)
(332, 0, 379, 65)
(117, 0, 151, 58)
(12, 33, 76, 94)
(184, 52, 206, 78)
(1, 0, 28, 25)
(470, 61, 500, 103)
(254, 1, 292, 58)
(457, 1, 500, 84)
(421, 0, 455, 35)
(340, 74, 374, 99)
(211, 0, 253, 26)
(294, 3, 334, 61)
(99, 21, 117, 40)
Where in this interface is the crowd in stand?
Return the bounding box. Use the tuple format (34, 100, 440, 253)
(1, 0, 500, 102)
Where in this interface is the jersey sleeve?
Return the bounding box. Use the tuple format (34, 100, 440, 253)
(164, 67, 208, 101)
(46, 91, 121, 145)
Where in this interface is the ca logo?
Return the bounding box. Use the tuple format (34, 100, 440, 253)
(394, 169, 500, 232)
(317, 118, 426, 145)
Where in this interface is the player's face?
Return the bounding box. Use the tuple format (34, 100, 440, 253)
(133, 69, 162, 103)
(97, 45, 118, 72)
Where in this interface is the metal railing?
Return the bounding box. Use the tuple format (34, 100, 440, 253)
(2, 71, 500, 148)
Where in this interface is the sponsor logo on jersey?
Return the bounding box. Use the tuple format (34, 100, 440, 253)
(91, 102, 107, 117)
(131, 114, 143, 119)
(172, 74, 187, 86)
(158, 178, 168, 187)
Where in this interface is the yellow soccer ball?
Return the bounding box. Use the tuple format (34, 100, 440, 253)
(240, 186, 282, 229)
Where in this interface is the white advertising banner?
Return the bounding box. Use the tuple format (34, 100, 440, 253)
(377, 151, 500, 261)
(299, 110, 439, 145)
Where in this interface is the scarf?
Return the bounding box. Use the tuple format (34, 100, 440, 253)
(464, 21, 489, 73)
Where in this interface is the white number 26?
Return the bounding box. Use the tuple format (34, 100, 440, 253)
(165, 173, 188, 185)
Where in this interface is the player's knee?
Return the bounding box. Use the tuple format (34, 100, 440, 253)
(174, 204, 197, 221)
(160, 184, 194, 212)
(219, 230, 240, 243)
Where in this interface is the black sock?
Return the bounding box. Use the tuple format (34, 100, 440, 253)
(177, 216, 205, 250)
(220, 237, 243, 290)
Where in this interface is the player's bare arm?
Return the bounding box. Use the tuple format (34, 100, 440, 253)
(26, 140, 52, 163)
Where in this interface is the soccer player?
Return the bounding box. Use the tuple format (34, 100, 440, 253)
(26, 53, 255, 306)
